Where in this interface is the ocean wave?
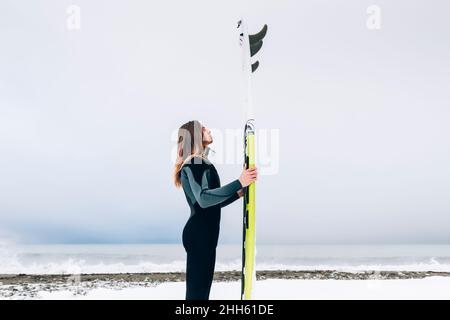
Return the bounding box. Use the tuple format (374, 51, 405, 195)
(1, 258, 450, 275)
(2, 243, 450, 275)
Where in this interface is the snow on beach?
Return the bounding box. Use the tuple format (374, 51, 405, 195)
(31, 277, 450, 300)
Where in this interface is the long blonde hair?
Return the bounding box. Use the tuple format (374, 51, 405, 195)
(173, 120, 207, 188)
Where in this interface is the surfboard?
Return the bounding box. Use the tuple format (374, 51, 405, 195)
(237, 19, 267, 300)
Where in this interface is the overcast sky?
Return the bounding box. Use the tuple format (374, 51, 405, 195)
(1, 0, 449, 244)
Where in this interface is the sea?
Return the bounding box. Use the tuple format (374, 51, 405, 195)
(1, 244, 450, 275)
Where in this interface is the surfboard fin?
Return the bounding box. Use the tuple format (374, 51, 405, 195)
(251, 61, 259, 73)
(249, 24, 268, 45)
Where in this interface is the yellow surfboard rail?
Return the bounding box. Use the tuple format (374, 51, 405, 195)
(242, 132, 256, 300)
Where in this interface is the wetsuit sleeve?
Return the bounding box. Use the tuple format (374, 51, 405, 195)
(181, 166, 242, 209)
(219, 191, 240, 208)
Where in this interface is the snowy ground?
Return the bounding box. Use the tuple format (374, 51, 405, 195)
(29, 277, 450, 300)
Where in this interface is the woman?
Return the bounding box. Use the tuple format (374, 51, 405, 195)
(173, 120, 257, 300)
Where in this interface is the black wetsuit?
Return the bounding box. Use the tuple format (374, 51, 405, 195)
(181, 156, 242, 300)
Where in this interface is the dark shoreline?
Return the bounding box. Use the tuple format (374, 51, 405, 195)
(2, 270, 450, 286)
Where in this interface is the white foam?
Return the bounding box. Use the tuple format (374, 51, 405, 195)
(1, 259, 450, 275)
